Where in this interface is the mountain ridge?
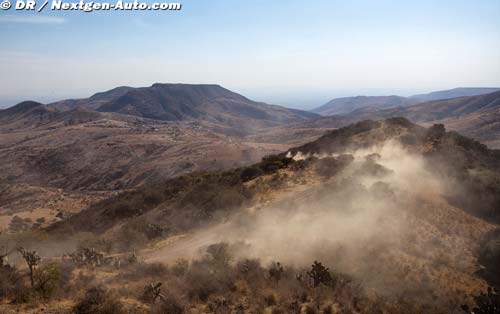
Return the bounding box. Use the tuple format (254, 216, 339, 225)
(313, 87, 500, 116)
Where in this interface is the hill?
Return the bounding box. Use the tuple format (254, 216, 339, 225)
(22, 117, 496, 314)
(312, 95, 417, 115)
(97, 83, 318, 134)
(341, 91, 500, 148)
(410, 87, 500, 102)
(48, 86, 134, 111)
(312, 87, 500, 116)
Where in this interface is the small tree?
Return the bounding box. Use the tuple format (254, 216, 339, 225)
(141, 282, 163, 304)
(307, 261, 333, 288)
(206, 243, 232, 272)
(34, 263, 60, 299)
(17, 247, 41, 288)
(268, 261, 284, 284)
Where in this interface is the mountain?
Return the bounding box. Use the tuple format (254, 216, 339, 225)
(410, 87, 500, 102)
(339, 91, 500, 148)
(0, 101, 61, 131)
(49, 86, 134, 111)
(312, 95, 417, 115)
(312, 87, 500, 117)
(0, 100, 45, 118)
(97, 83, 318, 133)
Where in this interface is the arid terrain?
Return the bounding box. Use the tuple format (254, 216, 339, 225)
(1, 86, 500, 314)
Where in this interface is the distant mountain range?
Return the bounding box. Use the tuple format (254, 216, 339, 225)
(297, 90, 500, 148)
(1, 84, 318, 136)
(409, 87, 500, 102)
(312, 87, 500, 116)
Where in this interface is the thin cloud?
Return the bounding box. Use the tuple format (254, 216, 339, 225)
(0, 15, 66, 24)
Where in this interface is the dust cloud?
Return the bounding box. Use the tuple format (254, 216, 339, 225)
(149, 140, 457, 292)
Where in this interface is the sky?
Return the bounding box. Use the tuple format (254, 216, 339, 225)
(0, 0, 500, 109)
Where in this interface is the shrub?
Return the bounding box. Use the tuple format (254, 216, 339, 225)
(171, 258, 189, 277)
(259, 155, 293, 173)
(307, 261, 334, 288)
(34, 263, 60, 299)
(152, 294, 184, 314)
(206, 242, 232, 271)
(17, 247, 41, 288)
(240, 166, 264, 182)
(9, 216, 31, 233)
(426, 124, 446, 142)
(74, 286, 125, 314)
(269, 262, 285, 284)
(141, 282, 162, 304)
(145, 223, 168, 240)
(236, 258, 264, 282)
(0, 265, 21, 300)
(315, 155, 353, 178)
(185, 258, 234, 302)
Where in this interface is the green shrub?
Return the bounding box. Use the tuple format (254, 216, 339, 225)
(34, 263, 60, 299)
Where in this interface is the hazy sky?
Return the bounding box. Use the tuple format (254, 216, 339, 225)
(1, 0, 499, 108)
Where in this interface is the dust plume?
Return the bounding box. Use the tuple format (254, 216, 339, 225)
(148, 140, 473, 295)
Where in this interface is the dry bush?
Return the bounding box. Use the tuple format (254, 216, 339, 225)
(185, 258, 235, 302)
(74, 286, 125, 314)
(236, 258, 265, 284)
(151, 293, 185, 314)
(171, 258, 189, 277)
(10, 281, 33, 304)
(0, 265, 22, 300)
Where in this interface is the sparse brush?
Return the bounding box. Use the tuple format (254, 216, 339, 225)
(171, 258, 189, 277)
(74, 286, 125, 314)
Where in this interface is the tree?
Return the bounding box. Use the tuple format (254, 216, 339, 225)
(17, 247, 41, 288)
(307, 261, 333, 288)
(206, 243, 232, 271)
(34, 263, 60, 299)
(141, 282, 163, 304)
(268, 262, 284, 284)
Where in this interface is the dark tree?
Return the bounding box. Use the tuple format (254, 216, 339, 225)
(17, 247, 41, 288)
(307, 261, 333, 287)
(268, 261, 284, 284)
(142, 282, 163, 304)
